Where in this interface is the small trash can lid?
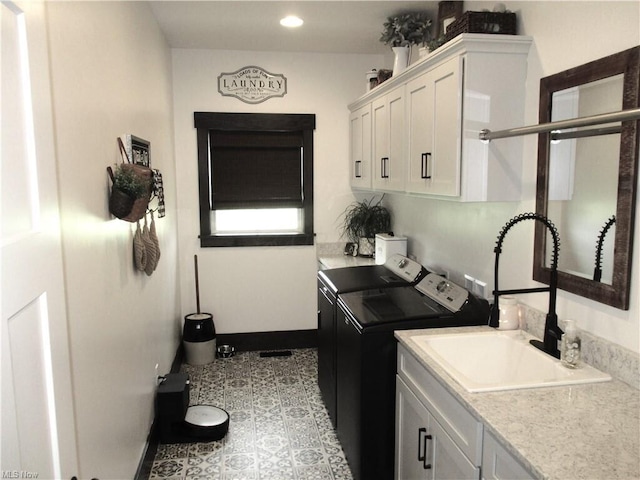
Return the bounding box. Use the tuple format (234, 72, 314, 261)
(185, 313, 213, 321)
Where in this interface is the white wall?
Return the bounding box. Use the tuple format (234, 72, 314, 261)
(385, 1, 640, 351)
(172, 49, 383, 334)
(46, 2, 180, 478)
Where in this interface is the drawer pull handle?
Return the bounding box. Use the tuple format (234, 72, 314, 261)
(355, 160, 362, 178)
(421, 152, 432, 179)
(381, 157, 389, 178)
(418, 428, 433, 470)
(418, 427, 427, 462)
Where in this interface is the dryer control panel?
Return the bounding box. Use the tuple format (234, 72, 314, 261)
(415, 273, 469, 313)
(383, 254, 424, 283)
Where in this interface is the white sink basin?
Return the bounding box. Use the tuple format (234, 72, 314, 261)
(412, 330, 611, 393)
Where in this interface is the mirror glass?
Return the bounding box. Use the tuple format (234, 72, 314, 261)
(545, 75, 622, 284)
(534, 47, 638, 309)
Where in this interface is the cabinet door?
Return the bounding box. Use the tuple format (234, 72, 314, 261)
(396, 377, 432, 480)
(397, 376, 479, 480)
(430, 414, 480, 480)
(482, 431, 534, 480)
(349, 104, 372, 189)
(406, 56, 461, 196)
(372, 86, 405, 191)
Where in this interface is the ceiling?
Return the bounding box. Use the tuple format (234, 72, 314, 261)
(148, 1, 440, 55)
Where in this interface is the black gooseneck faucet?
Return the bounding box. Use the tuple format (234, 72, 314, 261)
(489, 213, 563, 359)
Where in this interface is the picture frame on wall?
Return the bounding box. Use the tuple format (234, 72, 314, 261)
(437, 1, 463, 38)
(123, 134, 151, 167)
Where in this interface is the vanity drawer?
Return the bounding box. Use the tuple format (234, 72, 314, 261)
(397, 344, 483, 465)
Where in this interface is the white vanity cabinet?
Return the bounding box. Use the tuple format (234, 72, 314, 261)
(397, 344, 537, 480)
(396, 344, 482, 479)
(349, 104, 372, 189)
(371, 85, 406, 191)
(348, 34, 532, 201)
(396, 377, 479, 479)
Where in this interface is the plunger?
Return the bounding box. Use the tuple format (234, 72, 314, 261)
(194, 254, 201, 314)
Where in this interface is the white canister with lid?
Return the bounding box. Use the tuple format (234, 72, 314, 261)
(498, 296, 520, 330)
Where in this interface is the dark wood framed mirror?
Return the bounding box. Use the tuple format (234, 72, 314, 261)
(534, 46, 639, 309)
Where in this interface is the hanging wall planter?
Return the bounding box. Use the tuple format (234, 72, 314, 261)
(107, 137, 153, 222)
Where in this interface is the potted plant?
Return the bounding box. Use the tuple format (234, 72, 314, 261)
(425, 35, 447, 54)
(380, 12, 432, 74)
(340, 197, 392, 257)
(108, 164, 151, 219)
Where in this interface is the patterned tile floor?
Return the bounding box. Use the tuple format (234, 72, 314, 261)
(149, 349, 353, 480)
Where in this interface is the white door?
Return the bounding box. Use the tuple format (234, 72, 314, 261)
(1, 1, 78, 478)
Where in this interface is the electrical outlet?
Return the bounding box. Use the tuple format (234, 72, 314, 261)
(464, 274, 475, 291)
(474, 279, 487, 298)
(155, 363, 161, 386)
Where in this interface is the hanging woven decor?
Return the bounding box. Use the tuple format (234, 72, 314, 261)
(133, 220, 147, 271)
(142, 214, 158, 276)
(150, 210, 161, 264)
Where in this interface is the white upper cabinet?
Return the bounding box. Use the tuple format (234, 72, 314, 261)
(372, 85, 406, 191)
(349, 104, 372, 189)
(348, 34, 532, 202)
(406, 56, 462, 196)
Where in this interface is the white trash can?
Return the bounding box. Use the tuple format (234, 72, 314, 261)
(183, 313, 216, 365)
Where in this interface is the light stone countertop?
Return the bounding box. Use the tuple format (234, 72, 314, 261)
(316, 242, 376, 269)
(395, 326, 640, 480)
(317, 254, 376, 269)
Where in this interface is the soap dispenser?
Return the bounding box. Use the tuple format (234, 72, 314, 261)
(561, 319, 581, 368)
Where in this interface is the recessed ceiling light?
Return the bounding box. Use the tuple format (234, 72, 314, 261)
(280, 15, 304, 28)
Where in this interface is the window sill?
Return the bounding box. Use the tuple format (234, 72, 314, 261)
(200, 233, 314, 247)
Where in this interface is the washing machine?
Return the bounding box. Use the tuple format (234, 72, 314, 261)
(335, 273, 490, 480)
(317, 254, 426, 428)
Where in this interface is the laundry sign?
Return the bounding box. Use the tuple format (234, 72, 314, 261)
(217, 66, 287, 104)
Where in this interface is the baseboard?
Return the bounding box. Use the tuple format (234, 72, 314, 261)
(134, 343, 184, 480)
(170, 342, 184, 373)
(217, 329, 317, 352)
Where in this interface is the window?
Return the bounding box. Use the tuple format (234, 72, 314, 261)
(195, 112, 315, 247)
